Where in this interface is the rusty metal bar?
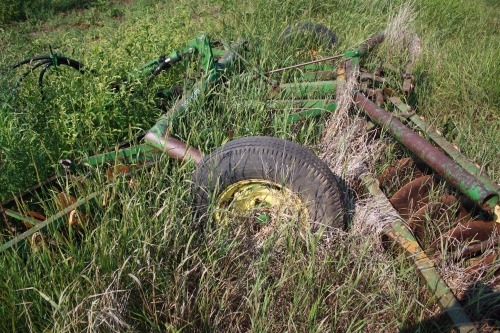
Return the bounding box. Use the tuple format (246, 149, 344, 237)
(357, 32, 385, 56)
(144, 134, 202, 164)
(0, 190, 100, 253)
(355, 92, 499, 211)
(388, 97, 499, 193)
(264, 54, 343, 75)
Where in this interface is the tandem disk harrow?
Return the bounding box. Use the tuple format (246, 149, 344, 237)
(1, 23, 498, 331)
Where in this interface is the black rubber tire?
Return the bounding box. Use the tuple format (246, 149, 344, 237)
(280, 22, 337, 49)
(193, 136, 345, 229)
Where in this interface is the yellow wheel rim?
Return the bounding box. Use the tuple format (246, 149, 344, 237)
(214, 179, 309, 226)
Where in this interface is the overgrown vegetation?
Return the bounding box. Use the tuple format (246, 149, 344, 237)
(0, 0, 96, 24)
(0, 0, 498, 332)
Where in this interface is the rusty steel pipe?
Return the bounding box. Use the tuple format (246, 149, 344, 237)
(144, 133, 202, 164)
(357, 32, 385, 56)
(355, 92, 499, 211)
(163, 136, 202, 164)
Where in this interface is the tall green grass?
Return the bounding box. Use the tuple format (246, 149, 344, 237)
(0, 0, 498, 331)
(0, 0, 96, 24)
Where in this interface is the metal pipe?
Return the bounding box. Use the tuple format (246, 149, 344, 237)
(145, 41, 246, 162)
(410, 116, 499, 192)
(355, 92, 499, 211)
(387, 97, 499, 192)
(163, 136, 202, 164)
(144, 133, 202, 164)
(264, 54, 343, 75)
(357, 32, 385, 56)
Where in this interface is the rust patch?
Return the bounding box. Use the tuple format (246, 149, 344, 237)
(464, 253, 499, 280)
(390, 175, 436, 219)
(407, 194, 466, 242)
(435, 219, 500, 248)
(378, 157, 422, 188)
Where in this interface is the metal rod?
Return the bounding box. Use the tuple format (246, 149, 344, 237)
(265, 54, 343, 75)
(0, 191, 100, 253)
(388, 97, 499, 193)
(355, 92, 499, 211)
(144, 133, 202, 164)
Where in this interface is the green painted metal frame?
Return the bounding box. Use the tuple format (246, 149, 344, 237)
(0, 32, 345, 253)
(0, 33, 235, 252)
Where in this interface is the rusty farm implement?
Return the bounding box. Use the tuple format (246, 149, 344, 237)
(1, 24, 498, 331)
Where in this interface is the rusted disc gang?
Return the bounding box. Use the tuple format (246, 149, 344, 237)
(428, 219, 500, 254)
(443, 219, 500, 243)
(378, 158, 418, 187)
(464, 253, 499, 281)
(460, 236, 499, 258)
(407, 194, 469, 242)
(390, 175, 436, 219)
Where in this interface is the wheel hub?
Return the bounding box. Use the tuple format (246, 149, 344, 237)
(214, 179, 308, 228)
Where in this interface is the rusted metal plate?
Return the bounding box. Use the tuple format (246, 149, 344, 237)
(390, 175, 436, 219)
(106, 164, 131, 180)
(464, 253, 499, 280)
(378, 157, 423, 190)
(407, 194, 468, 243)
(441, 219, 499, 244)
(56, 193, 78, 209)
